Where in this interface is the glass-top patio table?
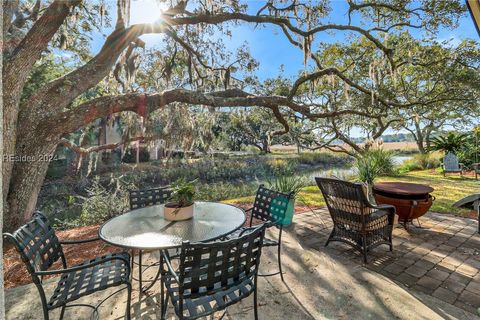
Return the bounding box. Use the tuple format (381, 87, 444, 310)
(99, 201, 246, 249)
(99, 202, 246, 291)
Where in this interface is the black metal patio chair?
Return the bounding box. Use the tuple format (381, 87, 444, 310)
(160, 223, 268, 320)
(3, 212, 131, 320)
(222, 184, 293, 281)
(128, 186, 173, 291)
(315, 177, 395, 263)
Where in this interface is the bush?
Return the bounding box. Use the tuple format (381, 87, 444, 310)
(397, 152, 441, 173)
(355, 149, 395, 184)
(78, 178, 130, 225)
(412, 152, 441, 169)
(296, 152, 352, 167)
(266, 165, 307, 198)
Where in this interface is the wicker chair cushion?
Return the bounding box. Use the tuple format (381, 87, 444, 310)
(48, 252, 130, 309)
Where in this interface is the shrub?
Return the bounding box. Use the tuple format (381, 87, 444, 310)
(78, 178, 130, 225)
(412, 152, 441, 169)
(397, 152, 441, 173)
(266, 165, 307, 199)
(296, 152, 352, 167)
(429, 132, 468, 153)
(355, 149, 395, 184)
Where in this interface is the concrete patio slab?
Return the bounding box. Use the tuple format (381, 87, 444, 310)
(5, 211, 479, 319)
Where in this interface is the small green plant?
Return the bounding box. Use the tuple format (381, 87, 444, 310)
(168, 178, 197, 207)
(266, 165, 306, 198)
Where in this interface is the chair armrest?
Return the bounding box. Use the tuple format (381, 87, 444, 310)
(459, 163, 465, 169)
(161, 251, 180, 283)
(33, 254, 130, 276)
(370, 204, 396, 213)
(368, 204, 396, 225)
(244, 207, 253, 212)
(59, 236, 100, 245)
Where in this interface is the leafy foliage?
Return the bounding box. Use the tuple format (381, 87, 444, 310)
(429, 132, 468, 153)
(397, 152, 441, 173)
(168, 178, 197, 207)
(355, 149, 396, 184)
(79, 178, 129, 225)
(266, 164, 307, 199)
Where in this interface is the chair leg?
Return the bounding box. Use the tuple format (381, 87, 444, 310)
(278, 243, 284, 282)
(362, 235, 368, 264)
(126, 283, 132, 320)
(278, 229, 284, 282)
(254, 285, 259, 320)
(160, 254, 166, 320)
(138, 250, 143, 290)
(58, 306, 65, 320)
(325, 228, 334, 247)
(43, 305, 50, 320)
(130, 249, 135, 281)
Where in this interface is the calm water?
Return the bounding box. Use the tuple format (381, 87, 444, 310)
(300, 155, 412, 182)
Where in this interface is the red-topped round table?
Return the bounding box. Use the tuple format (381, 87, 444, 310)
(373, 182, 435, 229)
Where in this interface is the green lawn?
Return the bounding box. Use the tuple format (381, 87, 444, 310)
(224, 170, 478, 216)
(222, 185, 326, 208)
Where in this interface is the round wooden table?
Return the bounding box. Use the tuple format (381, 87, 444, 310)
(373, 182, 434, 229)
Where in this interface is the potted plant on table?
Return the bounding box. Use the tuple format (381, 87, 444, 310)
(164, 178, 196, 221)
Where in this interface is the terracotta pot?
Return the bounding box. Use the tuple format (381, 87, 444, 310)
(164, 203, 194, 221)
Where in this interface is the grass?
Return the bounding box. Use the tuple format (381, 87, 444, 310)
(225, 169, 478, 217)
(377, 170, 478, 216)
(222, 185, 326, 207)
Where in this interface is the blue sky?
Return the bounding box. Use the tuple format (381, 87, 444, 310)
(89, 0, 478, 137)
(123, 0, 479, 81)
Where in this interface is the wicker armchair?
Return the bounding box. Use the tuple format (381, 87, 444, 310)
(315, 177, 395, 263)
(160, 224, 268, 320)
(222, 184, 293, 281)
(128, 186, 173, 291)
(3, 213, 131, 320)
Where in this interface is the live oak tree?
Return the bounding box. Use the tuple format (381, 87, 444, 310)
(2, 0, 467, 230)
(396, 39, 480, 153)
(295, 34, 479, 156)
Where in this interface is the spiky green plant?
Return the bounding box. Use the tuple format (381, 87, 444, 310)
(429, 132, 468, 153)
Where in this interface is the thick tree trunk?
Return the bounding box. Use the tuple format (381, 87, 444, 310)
(5, 137, 56, 232)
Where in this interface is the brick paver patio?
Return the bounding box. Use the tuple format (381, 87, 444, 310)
(294, 209, 480, 315)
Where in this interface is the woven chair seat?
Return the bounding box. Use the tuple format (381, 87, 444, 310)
(48, 252, 130, 309)
(335, 209, 390, 232)
(164, 273, 254, 320)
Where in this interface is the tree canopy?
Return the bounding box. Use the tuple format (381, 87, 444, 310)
(2, 0, 478, 230)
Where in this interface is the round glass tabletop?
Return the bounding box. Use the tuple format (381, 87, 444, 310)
(99, 202, 246, 249)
